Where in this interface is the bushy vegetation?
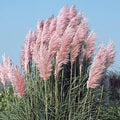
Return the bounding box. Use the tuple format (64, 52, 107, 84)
(0, 4, 119, 120)
(99, 102, 120, 120)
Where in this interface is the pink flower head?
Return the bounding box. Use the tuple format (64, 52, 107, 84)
(30, 31, 37, 53)
(56, 5, 70, 37)
(69, 4, 77, 19)
(86, 31, 96, 58)
(13, 66, 25, 97)
(32, 42, 53, 80)
(0, 66, 6, 85)
(0, 54, 14, 85)
(79, 45, 86, 66)
(41, 17, 52, 48)
(32, 43, 40, 64)
(105, 41, 115, 68)
(21, 30, 35, 72)
(36, 19, 44, 36)
(3, 56, 14, 82)
(48, 32, 61, 60)
(36, 44, 52, 80)
(71, 18, 88, 65)
(49, 16, 57, 36)
(76, 10, 84, 26)
(36, 19, 44, 47)
(55, 16, 78, 80)
(87, 44, 107, 89)
(32, 20, 45, 63)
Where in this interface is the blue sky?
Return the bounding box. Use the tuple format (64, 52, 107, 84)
(0, 0, 120, 71)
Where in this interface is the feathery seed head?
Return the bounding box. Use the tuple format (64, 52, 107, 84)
(105, 41, 115, 68)
(69, 4, 77, 19)
(56, 5, 70, 37)
(87, 44, 107, 88)
(13, 66, 25, 97)
(86, 31, 96, 58)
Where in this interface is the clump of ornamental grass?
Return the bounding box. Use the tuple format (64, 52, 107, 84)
(0, 5, 115, 120)
(99, 102, 120, 120)
(106, 72, 120, 102)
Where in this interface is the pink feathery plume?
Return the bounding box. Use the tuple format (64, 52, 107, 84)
(33, 44, 53, 80)
(21, 45, 25, 69)
(105, 41, 115, 68)
(41, 17, 52, 47)
(21, 30, 33, 72)
(2, 54, 12, 69)
(33, 19, 54, 80)
(0, 73, 6, 86)
(30, 31, 37, 54)
(2, 54, 14, 81)
(79, 45, 86, 66)
(86, 31, 96, 58)
(48, 32, 61, 60)
(32, 20, 44, 63)
(32, 43, 40, 64)
(75, 10, 84, 25)
(32, 20, 45, 63)
(87, 44, 107, 89)
(49, 16, 57, 36)
(0, 54, 14, 85)
(13, 66, 25, 97)
(0, 64, 7, 85)
(3, 55, 14, 81)
(36, 19, 44, 37)
(71, 18, 88, 65)
(78, 19, 89, 67)
(56, 5, 70, 37)
(36, 19, 44, 47)
(36, 44, 52, 80)
(55, 16, 78, 80)
(69, 4, 77, 19)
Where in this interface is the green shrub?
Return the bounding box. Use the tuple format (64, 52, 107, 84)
(99, 102, 120, 120)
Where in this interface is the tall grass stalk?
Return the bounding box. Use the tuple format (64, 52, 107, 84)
(55, 80, 58, 120)
(61, 69, 64, 103)
(96, 85, 104, 119)
(82, 88, 89, 115)
(73, 61, 77, 114)
(68, 65, 73, 120)
(88, 89, 92, 119)
(33, 61, 40, 120)
(45, 80, 48, 120)
(0, 4, 115, 120)
(78, 64, 82, 102)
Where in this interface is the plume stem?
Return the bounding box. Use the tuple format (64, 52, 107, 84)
(45, 80, 48, 120)
(78, 64, 82, 103)
(82, 88, 89, 115)
(55, 80, 58, 120)
(96, 85, 104, 119)
(61, 69, 64, 103)
(68, 65, 73, 120)
(73, 61, 77, 114)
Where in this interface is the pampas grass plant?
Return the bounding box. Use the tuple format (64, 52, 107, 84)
(0, 5, 115, 120)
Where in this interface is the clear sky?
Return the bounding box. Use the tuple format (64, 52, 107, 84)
(0, 0, 120, 71)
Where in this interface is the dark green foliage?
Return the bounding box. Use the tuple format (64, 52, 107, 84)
(0, 59, 119, 120)
(99, 102, 120, 120)
(0, 86, 14, 112)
